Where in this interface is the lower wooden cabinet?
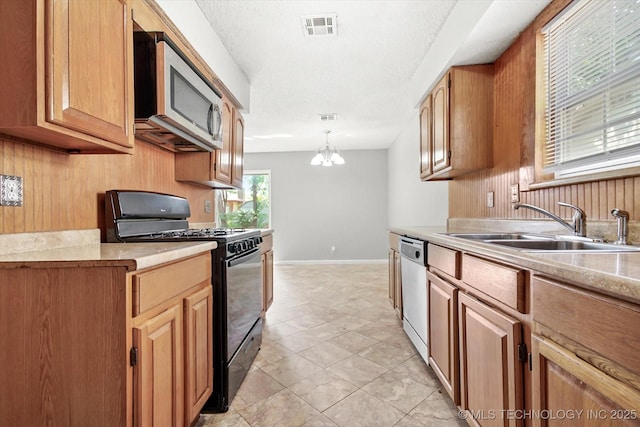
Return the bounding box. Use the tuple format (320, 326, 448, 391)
(388, 233, 402, 318)
(531, 335, 640, 427)
(458, 292, 524, 427)
(427, 271, 459, 404)
(133, 304, 184, 427)
(131, 253, 213, 427)
(262, 249, 274, 313)
(184, 286, 214, 423)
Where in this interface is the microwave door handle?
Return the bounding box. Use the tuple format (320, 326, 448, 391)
(213, 103, 223, 141)
(207, 104, 214, 136)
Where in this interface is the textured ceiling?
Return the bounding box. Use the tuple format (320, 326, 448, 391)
(195, 0, 550, 154)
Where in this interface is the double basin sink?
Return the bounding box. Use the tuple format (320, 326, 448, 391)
(443, 233, 640, 252)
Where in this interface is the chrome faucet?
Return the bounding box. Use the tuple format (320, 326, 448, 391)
(513, 202, 587, 237)
(611, 208, 630, 245)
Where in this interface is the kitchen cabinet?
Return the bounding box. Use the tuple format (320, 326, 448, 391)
(458, 292, 524, 427)
(419, 65, 493, 181)
(531, 276, 640, 427)
(388, 232, 402, 319)
(175, 96, 245, 189)
(419, 94, 433, 179)
(0, 0, 134, 154)
(131, 253, 213, 427)
(262, 234, 274, 315)
(0, 251, 213, 427)
(427, 270, 459, 404)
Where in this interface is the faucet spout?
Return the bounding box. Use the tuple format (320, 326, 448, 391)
(513, 202, 587, 237)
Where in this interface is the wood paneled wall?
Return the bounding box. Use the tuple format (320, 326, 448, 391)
(449, 0, 640, 222)
(0, 136, 214, 235)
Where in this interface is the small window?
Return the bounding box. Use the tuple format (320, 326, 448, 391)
(215, 171, 271, 229)
(541, 0, 640, 179)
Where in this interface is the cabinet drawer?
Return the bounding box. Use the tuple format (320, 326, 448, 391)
(533, 276, 640, 379)
(428, 244, 460, 279)
(462, 254, 525, 312)
(133, 253, 211, 316)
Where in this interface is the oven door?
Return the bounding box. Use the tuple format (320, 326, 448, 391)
(225, 247, 263, 361)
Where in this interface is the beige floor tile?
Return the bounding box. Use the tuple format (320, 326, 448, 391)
(328, 330, 378, 353)
(303, 321, 350, 340)
(275, 330, 326, 353)
(298, 341, 353, 368)
(239, 389, 323, 427)
(409, 390, 467, 426)
(323, 389, 405, 427)
(252, 340, 293, 369)
(196, 409, 250, 426)
(261, 353, 325, 387)
(361, 369, 438, 413)
(289, 369, 358, 412)
(327, 354, 388, 387)
(357, 341, 415, 369)
(262, 320, 302, 340)
(392, 355, 439, 387)
(229, 368, 285, 410)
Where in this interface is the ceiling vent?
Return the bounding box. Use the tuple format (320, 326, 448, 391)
(319, 113, 337, 121)
(302, 14, 337, 37)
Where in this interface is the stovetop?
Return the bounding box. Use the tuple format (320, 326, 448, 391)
(117, 227, 259, 243)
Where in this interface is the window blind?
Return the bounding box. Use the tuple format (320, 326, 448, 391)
(542, 0, 640, 177)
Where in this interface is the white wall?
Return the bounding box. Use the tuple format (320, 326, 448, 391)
(388, 115, 449, 227)
(156, 0, 251, 110)
(244, 150, 388, 263)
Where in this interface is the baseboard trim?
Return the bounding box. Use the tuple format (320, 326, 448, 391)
(275, 259, 387, 265)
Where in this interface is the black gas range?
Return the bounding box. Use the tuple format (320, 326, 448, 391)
(104, 190, 263, 413)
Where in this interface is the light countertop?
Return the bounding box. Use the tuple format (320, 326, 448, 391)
(0, 229, 216, 271)
(390, 225, 640, 305)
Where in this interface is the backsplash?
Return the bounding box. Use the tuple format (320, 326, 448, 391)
(449, 0, 639, 226)
(0, 136, 214, 235)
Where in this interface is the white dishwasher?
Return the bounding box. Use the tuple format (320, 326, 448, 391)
(399, 236, 428, 364)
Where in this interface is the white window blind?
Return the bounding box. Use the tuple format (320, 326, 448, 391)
(542, 0, 640, 178)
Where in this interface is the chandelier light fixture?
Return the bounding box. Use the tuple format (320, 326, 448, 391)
(310, 130, 345, 166)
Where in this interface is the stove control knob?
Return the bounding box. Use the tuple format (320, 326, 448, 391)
(227, 243, 236, 253)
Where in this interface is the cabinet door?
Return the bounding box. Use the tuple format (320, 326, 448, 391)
(459, 292, 523, 427)
(214, 98, 234, 184)
(419, 94, 433, 179)
(532, 335, 640, 427)
(184, 286, 213, 424)
(431, 73, 450, 173)
(428, 272, 459, 404)
(232, 109, 245, 188)
(388, 249, 396, 307)
(394, 250, 402, 318)
(262, 250, 274, 314)
(133, 305, 184, 427)
(47, 0, 133, 148)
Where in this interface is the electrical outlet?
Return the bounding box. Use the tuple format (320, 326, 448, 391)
(511, 184, 520, 203)
(204, 200, 212, 213)
(0, 175, 23, 206)
(487, 191, 494, 208)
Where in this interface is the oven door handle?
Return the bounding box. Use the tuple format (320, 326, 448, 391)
(227, 247, 261, 267)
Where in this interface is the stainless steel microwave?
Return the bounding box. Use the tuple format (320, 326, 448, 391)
(133, 32, 223, 152)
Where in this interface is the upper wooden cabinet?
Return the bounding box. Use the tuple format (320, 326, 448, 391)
(175, 96, 245, 189)
(0, 0, 134, 154)
(420, 65, 494, 181)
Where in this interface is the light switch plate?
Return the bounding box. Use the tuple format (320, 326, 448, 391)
(0, 174, 23, 206)
(487, 191, 494, 208)
(204, 200, 212, 213)
(511, 184, 520, 203)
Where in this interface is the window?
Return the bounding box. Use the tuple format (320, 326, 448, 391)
(215, 171, 271, 229)
(541, 0, 640, 179)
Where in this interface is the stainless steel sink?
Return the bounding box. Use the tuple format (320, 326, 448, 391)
(444, 233, 551, 241)
(442, 232, 640, 252)
(492, 239, 640, 252)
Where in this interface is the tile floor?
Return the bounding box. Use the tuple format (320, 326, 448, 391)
(196, 264, 466, 427)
